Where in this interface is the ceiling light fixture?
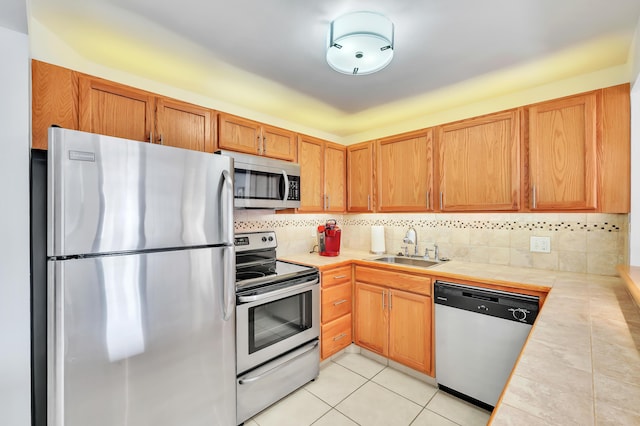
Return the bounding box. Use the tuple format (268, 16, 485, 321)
(326, 11, 395, 76)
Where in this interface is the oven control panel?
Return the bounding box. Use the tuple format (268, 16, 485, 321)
(235, 231, 278, 252)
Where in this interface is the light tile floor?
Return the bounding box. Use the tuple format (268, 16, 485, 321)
(245, 352, 491, 426)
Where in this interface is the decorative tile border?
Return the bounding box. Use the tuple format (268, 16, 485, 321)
(235, 213, 626, 233)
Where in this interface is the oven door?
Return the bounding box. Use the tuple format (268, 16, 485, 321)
(236, 278, 319, 374)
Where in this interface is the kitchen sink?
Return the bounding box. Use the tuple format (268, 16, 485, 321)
(371, 256, 447, 269)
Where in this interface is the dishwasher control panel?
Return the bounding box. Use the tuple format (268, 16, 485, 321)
(434, 281, 539, 324)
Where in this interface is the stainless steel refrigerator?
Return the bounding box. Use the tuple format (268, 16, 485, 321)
(46, 128, 236, 426)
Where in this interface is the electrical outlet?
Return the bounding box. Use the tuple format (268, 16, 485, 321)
(530, 236, 551, 253)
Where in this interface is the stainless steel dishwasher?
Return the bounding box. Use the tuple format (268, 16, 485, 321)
(434, 281, 539, 410)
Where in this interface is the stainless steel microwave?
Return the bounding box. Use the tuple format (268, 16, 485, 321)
(215, 150, 301, 209)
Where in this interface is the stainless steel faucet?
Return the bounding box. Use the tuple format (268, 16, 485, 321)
(403, 227, 418, 256)
(423, 243, 440, 261)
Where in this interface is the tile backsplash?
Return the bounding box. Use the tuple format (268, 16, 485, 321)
(234, 210, 628, 277)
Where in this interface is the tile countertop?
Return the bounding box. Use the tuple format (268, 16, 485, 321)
(280, 251, 640, 425)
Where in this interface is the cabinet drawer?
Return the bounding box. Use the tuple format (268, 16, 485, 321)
(322, 265, 352, 287)
(322, 282, 352, 323)
(321, 313, 352, 359)
(355, 266, 431, 296)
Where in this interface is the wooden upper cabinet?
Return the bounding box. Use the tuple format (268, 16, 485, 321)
(599, 84, 630, 213)
(218, 113, 261, 154)
(437, 110, 520, 211)
(31, 60, 78, 150)
(79, 75, 154, 143)
(347, 142, 374, 212)
(324, 143, 346, 212)
(262, 125, 297, 161)
(298, 135, 346, 212)
(298, 136, 324, 212)
(377, 129, 433, 212)
(218, 113, 296, 161)
(527, 93, 597, 210)
(156, 98, 214, 152)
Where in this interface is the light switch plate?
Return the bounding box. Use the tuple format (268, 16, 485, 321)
(530, 236, 551, 253)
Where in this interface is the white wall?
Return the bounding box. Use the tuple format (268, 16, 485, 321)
(630, 14, 640, 265)
(0, 25, 31, 426)
(631, 81, 640, 264)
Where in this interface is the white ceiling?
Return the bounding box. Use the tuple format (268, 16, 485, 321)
(0, 0, 27, 34)
(28, 0, 640, 139)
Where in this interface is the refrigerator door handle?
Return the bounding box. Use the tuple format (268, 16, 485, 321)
(222, 169, 234, 244)
(223, 246, 236, 321)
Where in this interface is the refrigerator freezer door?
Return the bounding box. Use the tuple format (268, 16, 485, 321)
(48, 246, 236, 426)
(48, 128, 234, 257)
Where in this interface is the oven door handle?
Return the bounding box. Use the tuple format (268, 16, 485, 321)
(237, 278, 319, 303)
(238, 340, 319, 385)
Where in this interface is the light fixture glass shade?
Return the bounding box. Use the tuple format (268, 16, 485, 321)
(327, 11, 394, 75)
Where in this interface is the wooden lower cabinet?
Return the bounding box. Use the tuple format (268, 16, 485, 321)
(387, 289, 432, 373)
(320, 265, 353, 360)
(354, 266, 433, 375)
(321, 314, 352, 359)
(353, 283, 388, 355)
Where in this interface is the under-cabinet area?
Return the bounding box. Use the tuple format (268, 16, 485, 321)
(32, 59, 630, 214)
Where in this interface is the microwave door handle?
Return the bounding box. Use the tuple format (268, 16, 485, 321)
(282, 170, 289, 202)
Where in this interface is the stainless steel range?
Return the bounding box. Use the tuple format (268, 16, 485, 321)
(234, 231, 320, 425)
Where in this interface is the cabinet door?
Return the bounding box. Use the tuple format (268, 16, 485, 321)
(354, 283, 388, 356)
(347, 142, 374, 212)
(528, 94, 597, 210)
(321, 313, 352, 360)
(599, 84, 630, 213)
(261, 125, 297, 161)
(32, 60, 78, 150)
(377, 130, 433, 212)
(388, 290, 432, 375)
(298, 136, 324, 212)
(324, 143, 346, 212)
(217, 113, 261, 155)
(321, 282, 352, 323)
(156, 98, 214, 152)
(78, 76, 154, 143)
(438, 110, 520, 211)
